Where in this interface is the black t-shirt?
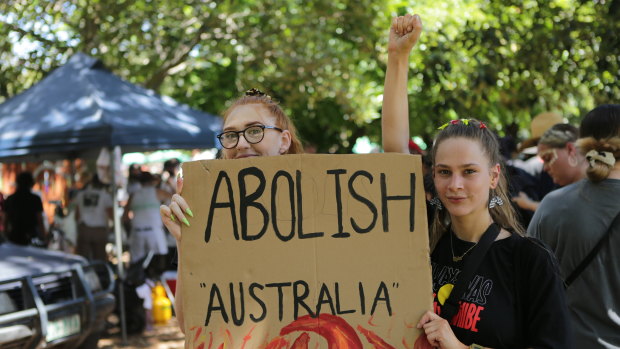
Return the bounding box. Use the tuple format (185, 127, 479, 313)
(431, 231, 572, 349)
(3, 190, 44, 245)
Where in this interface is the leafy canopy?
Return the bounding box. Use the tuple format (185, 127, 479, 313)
(1, 0, 618, 152)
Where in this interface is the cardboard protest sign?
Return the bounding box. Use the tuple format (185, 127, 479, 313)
(180, 154, 433, 348)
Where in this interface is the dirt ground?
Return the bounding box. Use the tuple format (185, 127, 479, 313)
(98, 316, 185, 349)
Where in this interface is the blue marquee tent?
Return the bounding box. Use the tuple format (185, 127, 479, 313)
(0, 52, 222, 342)
(0, 52, 221, 162)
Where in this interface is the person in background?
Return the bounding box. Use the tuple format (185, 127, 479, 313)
(537, 124, 587, 186)
(74, 174, 113, 261)
(382, 13, 571, 348)
(160, 158, 181, 196)
(512, 112, 562, 204)
(3, 172, 47, 246)
(124, 170, 173, 332)
(528, 104, 620, 348)
(158, 159, 182, 267)
(124, 171, 172, 262)
(127, 163, 143, 195)
(513, 111, 563, 176)
(498, 136, 540, 227)
(511, 123, 586, 212)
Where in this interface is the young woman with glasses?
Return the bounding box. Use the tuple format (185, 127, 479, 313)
(383, 13, 572, 349)
(159, 88, 304, 331)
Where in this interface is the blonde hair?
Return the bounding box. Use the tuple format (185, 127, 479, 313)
(538, 123, 579, 148)
(429, 119, 525, 250)
(221, 93, 304, 159)
(577, 137, 620, 182)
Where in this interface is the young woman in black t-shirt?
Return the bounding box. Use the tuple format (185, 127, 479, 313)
(382, 14, 572, 349)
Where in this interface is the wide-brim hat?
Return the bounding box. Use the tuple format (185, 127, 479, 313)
(520, 112, 563, 151)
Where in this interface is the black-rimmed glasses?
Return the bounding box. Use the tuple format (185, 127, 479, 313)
(217, 125, 283, 149)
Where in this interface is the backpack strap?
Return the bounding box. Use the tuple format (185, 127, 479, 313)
(441, 223, 501, 321)
(565, 211, 620, 287)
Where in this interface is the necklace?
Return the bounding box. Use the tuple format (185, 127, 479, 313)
(450, 231, 478, 262)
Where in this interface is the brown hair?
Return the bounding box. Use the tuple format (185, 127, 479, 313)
(576, 104, 620, 182)
(429, 119, 525, 250)
(221, 93, 304, 159)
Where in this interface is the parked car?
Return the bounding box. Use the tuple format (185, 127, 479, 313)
(0, 241, 115, 348)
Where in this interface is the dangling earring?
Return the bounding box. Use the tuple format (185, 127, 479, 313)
(429, 197, 443, 210)
(489, 195, 504, 209)
(568, 154, 578, 167)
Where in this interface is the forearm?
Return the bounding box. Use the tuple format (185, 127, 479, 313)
(523, 200, 539, 212)
(382, 52, 412, 153)
(512, 194, 540, 212)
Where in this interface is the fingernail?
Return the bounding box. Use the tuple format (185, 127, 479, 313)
(408, 26, 412, 31)
(182, 217, 191, 227)
(170, 215, 176, 222)
(185, 208, 194, 218)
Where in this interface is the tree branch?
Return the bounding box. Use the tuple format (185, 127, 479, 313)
(1, 20, 66, 48)
(144, 16, 222, 90)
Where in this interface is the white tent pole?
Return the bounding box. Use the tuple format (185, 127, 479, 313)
(110, 147, 128, 344)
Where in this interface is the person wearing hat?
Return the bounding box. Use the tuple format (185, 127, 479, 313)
(511, 112, 563, 205)
(512, 123, 587, 212)
(519, 112, 565, 152)
(514, 112, 563, 172)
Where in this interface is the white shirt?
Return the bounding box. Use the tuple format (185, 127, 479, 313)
(75, 186, 113, 227)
